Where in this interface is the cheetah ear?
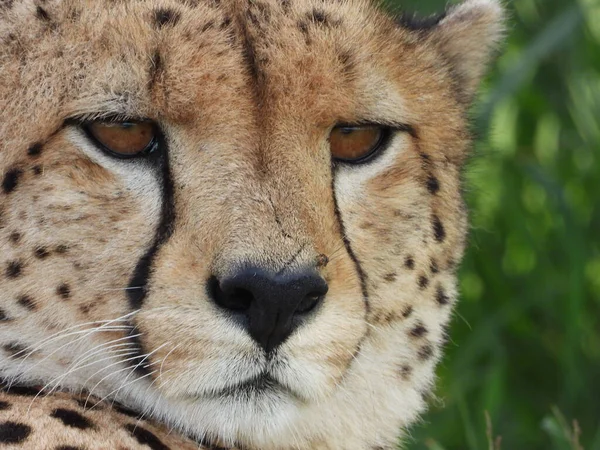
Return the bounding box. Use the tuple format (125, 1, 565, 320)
(430, 0, 506, 101)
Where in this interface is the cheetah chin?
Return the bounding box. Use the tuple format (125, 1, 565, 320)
(0, 0, 504, 449)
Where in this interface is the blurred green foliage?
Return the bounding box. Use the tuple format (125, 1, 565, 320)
(381, 0, 600, 448)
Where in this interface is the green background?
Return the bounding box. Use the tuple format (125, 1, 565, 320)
(381, 0, 600, 448)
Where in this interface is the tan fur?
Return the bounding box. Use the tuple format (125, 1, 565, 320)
(0, 0, 503, 448)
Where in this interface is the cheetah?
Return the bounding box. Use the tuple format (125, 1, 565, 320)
(0, 0, 504, 448)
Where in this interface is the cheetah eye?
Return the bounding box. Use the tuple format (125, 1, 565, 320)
(84, 121, 157, 158)
(329, 125, 391, 163)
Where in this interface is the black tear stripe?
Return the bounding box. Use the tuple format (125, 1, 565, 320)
(329, 177, 370, 314)
(126, 132, 176, 377)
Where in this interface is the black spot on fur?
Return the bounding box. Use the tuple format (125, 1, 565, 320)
(397, 11, 446, 31)
(0, 309, 9, 321)
(430, 259, 439, 274)
(410, 324, 428, 338)
(113, 402, 143, 419)
(0, 384, 39, 396)
(50, 408, 94, 430)
(0, 401, 10, 411)
(3, 342, 26, 358)
(35, 6, 51, 22)
(8, 232, 21, 244)
(56, 283, 71, 300)
(27, 143, 43, 157)
(220, 16, 231, 29)
(436, 286, 450, 305)
(6, 261, 23, 278)
(2, 169, 22, 194)
(153, 8, 181, 28)
(433, 216, 446, 242)
(418, 275, 429, 289)
(55, 245, 69, 254)
(0, 0, 15, 10)
(200, 20, 215, 32)
(56, 446, 85, 450)
(400, 365, 412, 380)
(427, 175, 440, 194)
(125, 424, 169, 450)
(34, 246, 50, 259)
(383, 272, 397, 283)
(17, 295, 36, 311)
(32, 165, 43, 176)
(418, 344, 435, 361)
(404, 256, 415, 270)
(0, 421, 31, 444)
(309, 9, 329, 26)
(402, 305, 413, 318)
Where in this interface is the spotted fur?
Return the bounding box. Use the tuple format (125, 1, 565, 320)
(0, 0, 503, 448)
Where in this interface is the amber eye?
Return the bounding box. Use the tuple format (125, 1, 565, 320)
(85, 121, 157, 158)
(329, 125, 390, 162)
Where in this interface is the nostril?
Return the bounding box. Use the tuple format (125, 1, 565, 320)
(296, 293, 323, 314)
(207, 276, 252, 312)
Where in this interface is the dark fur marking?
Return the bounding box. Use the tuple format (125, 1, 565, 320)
(436, 286, 450, 305)
(410, 324, 428, 338)
(153, 8, 181, 28)
(56, 283, 71, 300)
(330, 179, 370, 314)
(404, 256, 415, 270)
(0, 421, 31, 444)
(56, 446, 85, 450)
(8, 232, 21, 244)
(383, 272, 397, 283)
(6, 261, 23, 278)
(149, 50, 163, 89)
(0, 0, 15, 10)
(418, 344, 435, 361)
(35, 6, 51, 22)
(0, 401, 10, 411)
(32, 165, 43, 176)
(113, 402, 143, 419)
(0, 309, 9, 321)
(50, 408, 94, 430)
(433, 215, 446, 242)
(27, 143, 43, 157)
(400, 365, 412, 380)
(402, 305, 413, 318)
(3, 342, 26, 358)
(125, 424, 170, 450)
(34, 246, 50, 259)
(17, 295, 36, 311)
(2, 169, 22, 194)
(127, 132, 175, 377)
(397, 11, 446, 31)
(55, 244, 69, 254)
(430, 259, 439, 274)
(0, 384, 39, 396)
(427, 175, 440, 194)
(418, 275, 429, 289)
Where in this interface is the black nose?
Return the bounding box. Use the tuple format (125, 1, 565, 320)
(208, 267, 328, 353)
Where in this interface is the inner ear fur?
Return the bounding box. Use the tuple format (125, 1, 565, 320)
(429, 0, 506, 101)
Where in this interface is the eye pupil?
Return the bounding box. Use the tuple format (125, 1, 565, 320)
(85, 120, 156, 158)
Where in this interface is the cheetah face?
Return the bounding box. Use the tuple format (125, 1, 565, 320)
(0, 0, 503, 448)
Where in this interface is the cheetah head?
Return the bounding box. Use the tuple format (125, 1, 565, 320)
(0, 0, 503, 448)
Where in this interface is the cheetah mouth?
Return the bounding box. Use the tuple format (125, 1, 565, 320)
(198, 373, 302, 402)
